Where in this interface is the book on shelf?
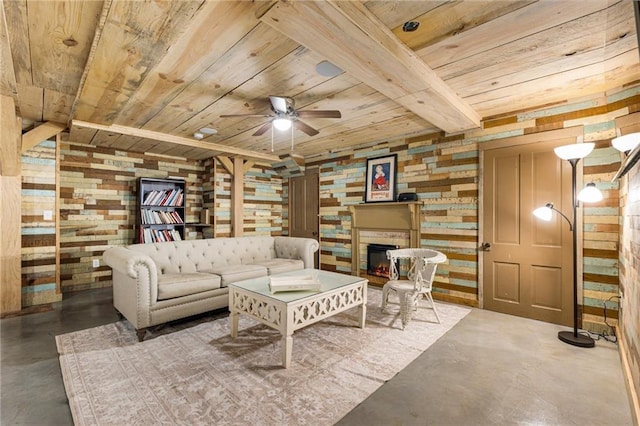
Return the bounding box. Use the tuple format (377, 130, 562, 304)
(142, 227, 182, 243)
(269, 275, 321, 294)
(141, 210, 184, 225)
(142, 188, 183, 206)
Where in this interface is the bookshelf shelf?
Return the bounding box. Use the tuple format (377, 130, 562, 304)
(136, 178, 186, 244)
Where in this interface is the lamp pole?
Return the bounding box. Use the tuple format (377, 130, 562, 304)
(558, 158, 595, 348)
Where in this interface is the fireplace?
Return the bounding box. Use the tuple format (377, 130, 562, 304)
(367, 244, 399, 278)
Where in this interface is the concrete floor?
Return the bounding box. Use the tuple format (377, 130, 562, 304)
(1, 287, 633, 426)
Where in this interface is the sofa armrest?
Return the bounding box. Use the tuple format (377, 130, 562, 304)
(103, 246, 159, 329)
(274, 237, 319, 269)
(103, 246, 158, 280)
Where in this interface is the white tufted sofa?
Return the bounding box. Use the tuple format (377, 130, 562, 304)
(103, 236, 319, 341)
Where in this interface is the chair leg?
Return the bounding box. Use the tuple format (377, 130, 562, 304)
(400, 292, 416, 330)
(381, 285, 390, 311)
(425, 292, 441, 324)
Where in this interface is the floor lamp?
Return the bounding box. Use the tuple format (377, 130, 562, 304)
(533, 142, 602, 348)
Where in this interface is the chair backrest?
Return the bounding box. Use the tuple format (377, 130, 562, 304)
(386, 248, 446, 292)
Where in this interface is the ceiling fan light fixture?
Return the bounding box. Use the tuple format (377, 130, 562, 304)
(273, 118, 292, 131)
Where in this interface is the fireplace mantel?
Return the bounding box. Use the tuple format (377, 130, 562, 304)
(348, 201, 422, 277)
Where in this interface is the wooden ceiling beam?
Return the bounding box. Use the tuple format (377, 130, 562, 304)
(21, 121, 66, 152)
(71, 120, 280, 162)
(0, 1, 18, 106)
(256, 1, 481, 134)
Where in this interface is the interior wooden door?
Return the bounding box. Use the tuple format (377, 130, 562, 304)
(483, 140, 573, 326)
(289, 168, 319, 267)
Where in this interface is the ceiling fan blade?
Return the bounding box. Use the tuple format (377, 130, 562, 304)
(296, 110, 342, 119)
(220, 114, 272, 118)
(294, 120, 319, 136)
(252, 121, 272, 136)
(269, 96, 290, 113)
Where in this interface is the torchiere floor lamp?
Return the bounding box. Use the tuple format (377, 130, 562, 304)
(533, 142, 602, 348)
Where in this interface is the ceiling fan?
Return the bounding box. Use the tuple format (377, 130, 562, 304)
(220, 96, 341, 137)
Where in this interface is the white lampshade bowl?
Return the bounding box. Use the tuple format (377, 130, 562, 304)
(553, 143, 595, 160)
(273, 118, 292, 131)
(578, 182, 603, 203)
(533, 205, 553, 221)
(611, 132, 640, 153)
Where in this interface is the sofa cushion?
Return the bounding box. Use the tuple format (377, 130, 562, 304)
(206, 264, 267, 286)
(253, 258, 305, 275)
(157, 273, 221, 300)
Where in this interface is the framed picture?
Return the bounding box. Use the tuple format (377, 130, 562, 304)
(365, 154, 397, 203)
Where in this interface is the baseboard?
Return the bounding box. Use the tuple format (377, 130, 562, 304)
(433, 292, 479, 308)
(618, 330, 640, 425)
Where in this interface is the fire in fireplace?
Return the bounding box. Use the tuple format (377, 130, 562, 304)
(367, 244, 400, 278)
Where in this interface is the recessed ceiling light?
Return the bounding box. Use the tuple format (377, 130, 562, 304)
(193, 132, 204, 140)
(316, 60, 344, 77)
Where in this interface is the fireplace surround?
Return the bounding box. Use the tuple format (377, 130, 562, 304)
(348, 201, 422, 279)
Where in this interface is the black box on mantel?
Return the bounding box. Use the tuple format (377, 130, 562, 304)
(397, 193, 418, 202)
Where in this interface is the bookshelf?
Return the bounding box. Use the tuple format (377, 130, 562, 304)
(136, 178, 186, 243)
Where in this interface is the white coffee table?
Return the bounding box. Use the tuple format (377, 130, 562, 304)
(228, 269, 368, 368)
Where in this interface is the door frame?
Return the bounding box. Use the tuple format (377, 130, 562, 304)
(477, 126, 584, 310)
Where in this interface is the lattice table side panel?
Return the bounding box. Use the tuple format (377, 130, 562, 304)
(232, 292, 283, 327)
(291, 285, 365, 328)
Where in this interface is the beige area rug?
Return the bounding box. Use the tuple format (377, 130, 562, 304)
(56, 288, 470, 426)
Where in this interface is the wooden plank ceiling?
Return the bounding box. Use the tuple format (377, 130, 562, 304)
(2, 0, 638, 161)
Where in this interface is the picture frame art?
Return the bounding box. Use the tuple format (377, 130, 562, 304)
(365, 154, 397, 203)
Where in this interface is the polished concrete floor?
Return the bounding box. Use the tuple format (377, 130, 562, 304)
(1, 287, 633, 425)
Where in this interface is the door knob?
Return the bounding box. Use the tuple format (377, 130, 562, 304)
(480, 242, 491, 251)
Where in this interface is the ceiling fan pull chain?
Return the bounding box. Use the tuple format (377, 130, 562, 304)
(291, 125, 294, 151)
(271, 125, 274, 152)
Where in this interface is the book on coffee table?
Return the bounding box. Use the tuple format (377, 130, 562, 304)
(269, 275, 321, 294)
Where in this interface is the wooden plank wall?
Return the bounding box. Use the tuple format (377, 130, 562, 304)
(21, 139, 60, 306)
(200, 157, 215, 238)
(211, 158, 284, 237)
(213, 159, 232, 237)
(58, 140, 204, 292)
(18, 143, 286, 296)
(619, 156, 640, 421)
(243, 163, 283, 235)
(1, 94, 23, 314)
(311, 82, 639, 327)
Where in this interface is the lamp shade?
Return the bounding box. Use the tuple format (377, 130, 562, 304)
(611, 132, 640, 153)
(553, 143, 595, 160)
(533, 205, 553, 221)
(273, 118, 292, 131)
(578, 182, 603, 203)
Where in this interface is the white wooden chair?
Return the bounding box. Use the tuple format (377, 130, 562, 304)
(381, 248, 447, 329)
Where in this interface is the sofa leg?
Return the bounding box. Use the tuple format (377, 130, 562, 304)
(136, 329, 147, 342)
(115, 310, 124, 320)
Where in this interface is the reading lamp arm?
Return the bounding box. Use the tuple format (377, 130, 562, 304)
(546, 203, 574, 232)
